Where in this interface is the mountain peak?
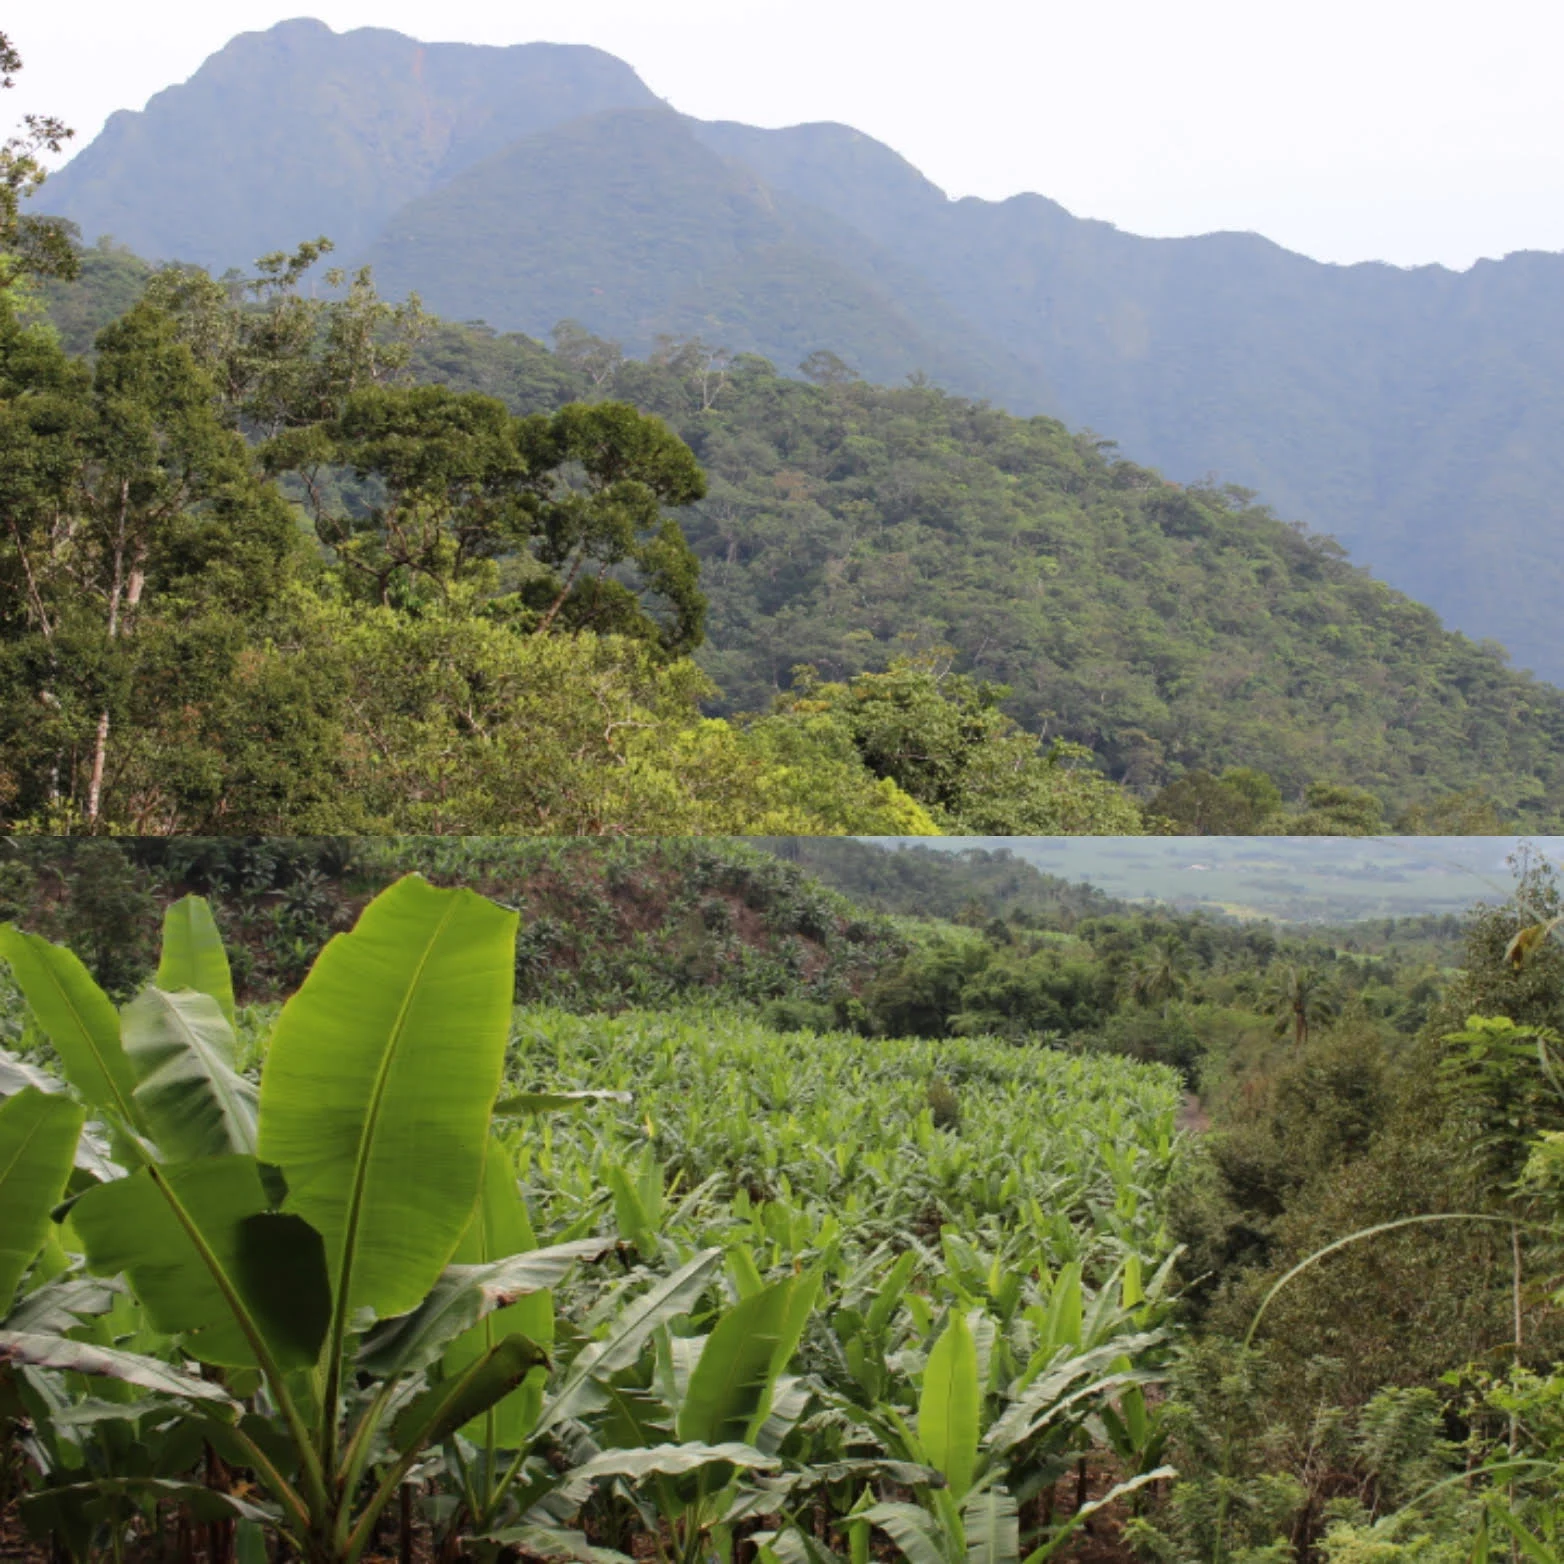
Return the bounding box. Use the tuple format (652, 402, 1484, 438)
(41, 21, 657, 269)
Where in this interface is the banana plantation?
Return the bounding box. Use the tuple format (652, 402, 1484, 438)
(0, 876, 1185, 1563)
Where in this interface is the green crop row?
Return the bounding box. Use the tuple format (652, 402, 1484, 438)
(0, 877, 1185, 1564)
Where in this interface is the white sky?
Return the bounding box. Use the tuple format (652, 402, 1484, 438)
(9, 0, 1562, 270)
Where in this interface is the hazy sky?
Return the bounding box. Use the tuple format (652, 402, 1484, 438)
(9, 0, 1560, 270)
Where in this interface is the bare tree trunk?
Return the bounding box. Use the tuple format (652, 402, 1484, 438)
(85, 481, 143, 827)
(1512, 1221, 1524, 1463)
(85, 709, 112, 825)
(537, 550, 587, 635)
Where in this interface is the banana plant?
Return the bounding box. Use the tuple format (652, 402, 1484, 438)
(823, 1243, 923, 1409)
(0, 1077, 243, 1559)
(482, 1266, 824, 1564)
(813, 1305, 1173, 1564)
(408, 1125, 729, 1555)
(0, 876, 614, 1564)
(1092, 1254, 1175, 1482)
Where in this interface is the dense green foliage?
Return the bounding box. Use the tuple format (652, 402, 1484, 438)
(0, 836, 907, 1011)
(27, 231, 1564, 828)
(31, 179, 1564, 827)
(7, 243, 1166, 835)
(37, 17, 1564, 683)
(0, 834, 1465, 1068)
(0, 32, 76, 290)
(760, 841, 1129, 926)
(7, 837, 1564, 1564)
(0, 862, 1185, 1564)
(587, 347, 1564, 825)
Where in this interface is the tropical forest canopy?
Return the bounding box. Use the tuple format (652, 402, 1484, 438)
(10, 232, 1562, 835)
(34, 17, 1564, 684)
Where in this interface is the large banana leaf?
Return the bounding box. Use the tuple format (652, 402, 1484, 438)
(0, 1048, 64, 1098)
(864, 1502, 953, 1564)
(256, 875, 519, 1320)
(357, 1237, 613, 1378)
(390, 1332, 550, 1452)
(443, 1143, 556, 1446)
(0, 927, 137, 1125)
(986, 1334, 1163, 1453)
(750, 1529, 844, 1564)
(71, 1155, 330, 1370)
(963, 1487, 1019, 1564)
(677, 1271, 821, 1447)
(737, 1459, 946, 1515)
(156, 896, 235, 1027)
(0, 1051, 117, 1179)
(481, 1522, 635, 1564)
(568, 1443, 781, 1482)
(122, 988, 257, 1161)
(540, 1248, 723, 1433)
(0, 1088, 85, 1314)
(921, 1311, 981, 1503)
(6, 1276, 122, 1334)
(0, 1331, 234, 1400)
(755, 1375, 813, 1455)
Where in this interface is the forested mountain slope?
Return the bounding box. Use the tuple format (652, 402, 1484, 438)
(36, 247, 1564, 826)
(438, 332, 1564, 821)
(37, 19, 1564, 679)
(713, 117, 1564, 685)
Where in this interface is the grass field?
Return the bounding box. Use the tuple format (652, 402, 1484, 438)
(904, 836, 1562, 922)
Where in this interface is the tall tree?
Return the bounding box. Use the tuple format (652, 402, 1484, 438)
(760, 658, 1146, 834)
(143, 239, 428, 437)
(1262, 964, 1339, 1049)
(0, 31, 77, 291)
(267, 388, 708, 656)
(0, 301, 297, 827)
(1129, 941, 1190, 1010)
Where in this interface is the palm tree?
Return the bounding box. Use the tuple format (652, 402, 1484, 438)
(1128, 941, 1189, 1012)
(1262, 964, 1338, 1048)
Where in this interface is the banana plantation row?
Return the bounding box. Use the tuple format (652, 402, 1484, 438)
(0, 877, 1181, 1563)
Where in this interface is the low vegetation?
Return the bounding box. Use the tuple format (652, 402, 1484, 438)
(0, 861, 1184, 1562)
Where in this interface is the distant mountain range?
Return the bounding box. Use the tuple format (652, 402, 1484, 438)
(38, 18, 1564, 680)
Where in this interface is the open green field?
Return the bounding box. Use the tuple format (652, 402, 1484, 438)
(909, 836, 1564, 923)
(507, 1006, 1181, 1273)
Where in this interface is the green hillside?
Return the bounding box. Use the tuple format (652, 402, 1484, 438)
(759, 839, 1129, 924)
(406, 324, 1564, 825)
(725, 125, 1564, 686)
(33, 248, 1564, 828)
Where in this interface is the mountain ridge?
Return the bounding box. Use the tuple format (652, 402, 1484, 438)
(363, 105, 1049, 404)
(35, 18, 1564, 679)
(42, 18, 660, 268)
